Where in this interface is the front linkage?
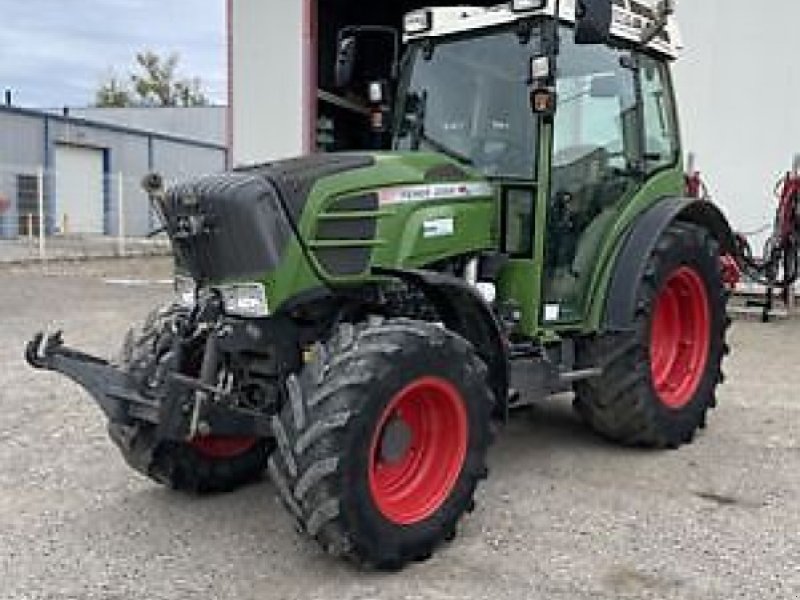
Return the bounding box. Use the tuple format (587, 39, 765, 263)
(24, 301, 282, 483)
(24, 287, 499, 568)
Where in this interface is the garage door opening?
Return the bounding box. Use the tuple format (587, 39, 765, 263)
(315, 1, 497, 152)
(229, 0, 498, 164)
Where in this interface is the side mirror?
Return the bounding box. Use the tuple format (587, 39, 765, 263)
(335, 26, 401, 91)
(335, 36, 357, 89)
(574, 0, 612, 45)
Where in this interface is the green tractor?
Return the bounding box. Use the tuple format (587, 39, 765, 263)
(27, 0, 734, 569)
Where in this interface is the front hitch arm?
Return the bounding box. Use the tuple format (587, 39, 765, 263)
(24, 331, 272, 440)
(25, 331, 158, 424)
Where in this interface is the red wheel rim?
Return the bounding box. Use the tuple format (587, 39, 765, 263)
(368, 377, 468, 525)
(190, 436, 257, 459)
(650, 266, 711, 409)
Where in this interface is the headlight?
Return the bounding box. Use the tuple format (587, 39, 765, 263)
(174, 275, 197, 308)
(218, 283, 269, 318)
(404, 9, 432, 35)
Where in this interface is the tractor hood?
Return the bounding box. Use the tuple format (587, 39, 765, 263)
(159, 152, 491, 285)
(160, 154, 376, 283)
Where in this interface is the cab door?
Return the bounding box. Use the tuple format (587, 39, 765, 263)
(541, 34, 643, 326)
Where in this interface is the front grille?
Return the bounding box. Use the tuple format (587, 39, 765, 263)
(310, 193, 380, 278)
(163, 173, 293, 283)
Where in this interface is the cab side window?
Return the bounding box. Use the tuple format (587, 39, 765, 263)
(639, 55, 679, 173)
(544, 35, 640, 322)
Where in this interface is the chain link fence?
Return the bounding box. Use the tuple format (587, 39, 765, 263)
(0, 163, 174, 263)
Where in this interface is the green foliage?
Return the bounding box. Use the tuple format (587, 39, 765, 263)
(95, 51, 209, 107)
(95, 74, 132, 107)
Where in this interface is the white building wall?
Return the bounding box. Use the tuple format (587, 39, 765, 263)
(230, 0, 312, 166)
(673, 0, 800, 238)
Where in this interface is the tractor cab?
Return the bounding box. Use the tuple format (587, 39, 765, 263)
(337, 0, 684, 330)
(317, 1, 501, 152)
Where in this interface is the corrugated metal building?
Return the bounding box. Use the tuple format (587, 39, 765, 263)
(65, 106, 227, 147)
(0, 105, 227, 239)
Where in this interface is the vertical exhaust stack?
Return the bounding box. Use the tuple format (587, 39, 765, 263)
(4, 89, 12, 107)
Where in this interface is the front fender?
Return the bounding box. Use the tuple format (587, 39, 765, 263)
(375, 267, 509, 418)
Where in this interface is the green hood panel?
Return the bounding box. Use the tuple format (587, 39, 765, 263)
(268, 152, 497, 309)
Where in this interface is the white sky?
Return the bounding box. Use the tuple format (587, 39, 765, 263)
(0, 0, 226, 108)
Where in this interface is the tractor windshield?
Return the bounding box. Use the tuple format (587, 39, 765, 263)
(394, 27, 542, 180)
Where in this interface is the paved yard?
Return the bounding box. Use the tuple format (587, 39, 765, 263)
(0, 258, 797, 600)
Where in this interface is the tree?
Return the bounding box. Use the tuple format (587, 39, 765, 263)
(95, 51, 209, 108)
(95, 73, 132, 108)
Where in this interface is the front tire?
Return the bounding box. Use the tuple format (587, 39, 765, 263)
(574, 222, 729, 448)
(110, 304, 270, 493)
(268, 318, 493, 569)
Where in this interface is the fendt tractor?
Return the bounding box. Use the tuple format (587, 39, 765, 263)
(26, 0, 736, 569)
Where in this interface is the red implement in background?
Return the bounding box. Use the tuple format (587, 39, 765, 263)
(686, 163, 798, 320)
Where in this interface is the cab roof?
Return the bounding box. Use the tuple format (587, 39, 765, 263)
(404, 0, 682, 60)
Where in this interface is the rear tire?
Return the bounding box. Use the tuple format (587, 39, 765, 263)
(574, 222, 729, 448)
(268, 318, 493, 569)
(109, 304, 270, 493)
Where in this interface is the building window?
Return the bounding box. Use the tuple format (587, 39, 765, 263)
(17, 174, 40, 237)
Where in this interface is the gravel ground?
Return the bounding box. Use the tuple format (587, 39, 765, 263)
(0, 258, 797, 600)
(0, 237, 170, 264)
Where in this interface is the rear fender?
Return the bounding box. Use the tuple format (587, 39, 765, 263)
(603, 197, 736, 332)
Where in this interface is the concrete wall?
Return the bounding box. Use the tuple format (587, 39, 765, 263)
(673, 1, 799, 240)
(229, 0, 313, 166)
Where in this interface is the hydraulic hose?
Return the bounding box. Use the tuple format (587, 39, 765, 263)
(733, 171, 800, 289)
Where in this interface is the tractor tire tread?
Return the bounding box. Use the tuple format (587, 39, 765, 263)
(574, 222, 729, 448)
(109, 304, 269, 494)
(268, 318, 493, 569)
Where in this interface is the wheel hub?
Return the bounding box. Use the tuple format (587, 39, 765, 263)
(650, 266, 711, 409)
(368, 377, 468, 526)
(379, 417, 413, 464)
